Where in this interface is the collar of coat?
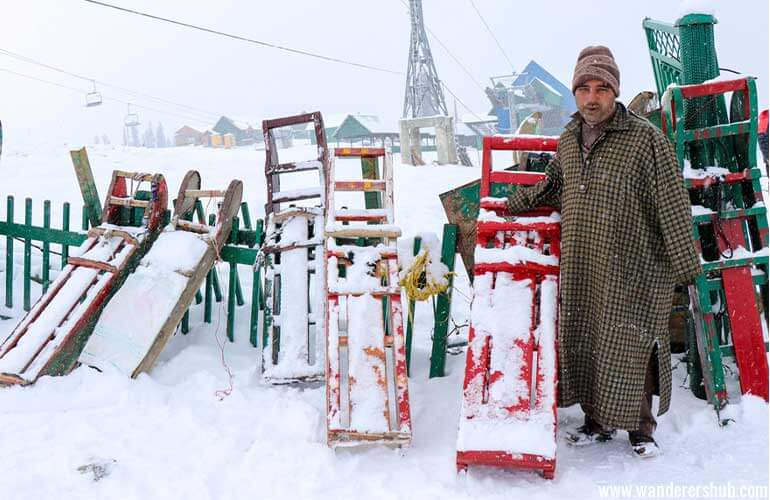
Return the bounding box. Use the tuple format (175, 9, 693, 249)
(565, 101, 631, 135)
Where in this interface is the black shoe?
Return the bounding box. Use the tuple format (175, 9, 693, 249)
(629, 432, 661, 458)
(565, 424, 617, 447)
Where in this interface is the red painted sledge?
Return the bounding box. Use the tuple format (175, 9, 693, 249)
(456, 136, 560, 479)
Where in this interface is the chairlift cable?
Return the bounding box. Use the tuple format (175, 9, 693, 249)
(82, 0, 404, 76)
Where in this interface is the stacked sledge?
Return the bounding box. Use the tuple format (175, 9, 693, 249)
(661, 77, 769, 410)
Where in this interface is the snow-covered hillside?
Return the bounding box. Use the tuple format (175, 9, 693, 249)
(0, 143, 767, 500)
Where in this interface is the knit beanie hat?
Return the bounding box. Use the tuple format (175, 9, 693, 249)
(572, 46, 620, 97)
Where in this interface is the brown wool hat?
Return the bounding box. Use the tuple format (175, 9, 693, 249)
(572, 45, 620, 97)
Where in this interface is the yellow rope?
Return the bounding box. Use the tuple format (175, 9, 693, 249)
(399, 250, 450, 302)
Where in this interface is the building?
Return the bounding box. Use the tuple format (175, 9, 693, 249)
(199, 130, 222, 147)
(212, 116, 261, 146)
(174, 126, 202, 146)
(332, 114, 400, 148)
(486, 60, 577, 135)
(307, 113, 349, 145)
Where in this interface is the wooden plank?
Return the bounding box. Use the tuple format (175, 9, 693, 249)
(334, 147, 386, 158)
(113, 170, 155, 182)
(87, 227, 139, 246)
(325, 227, 401, 239)
(175, 219, 212, 234)
(70, 148, 102, 228)
(334, 180, 386, 192)
(185, 189, 227, 198)
(67, 256, 118, 273)
(722, 266, 769, 400)
(108, 196, 150, 208)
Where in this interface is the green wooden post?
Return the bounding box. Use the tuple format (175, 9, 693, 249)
(361, 156, 382, 210)
(81, 205, 89, 231)
(194, 200, 205, 225)
(227, 216, 239, 342)
(405, 236, 422, 376)
(42, 200, 51, 293)
(262, 255, 273, 351)
(23, 198, 32, 311)
(70, 147, 102, 228)
(240, 201, 252, 231)
(209, 213, 223, 302)
(204, 263, 213, 324)
(250, 219, 264, 348)
(61, 202, 70, 269)
(181, 310, 190, 334)
(5, 196, 14, 308)
(429, 224, 458, 378)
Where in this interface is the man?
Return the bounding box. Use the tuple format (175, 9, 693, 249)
(507, 46, 702, 458)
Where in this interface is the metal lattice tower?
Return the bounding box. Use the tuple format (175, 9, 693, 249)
(402, 0, 448, 118)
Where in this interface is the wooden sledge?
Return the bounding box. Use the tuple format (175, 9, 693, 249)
(456, 136, 560, 479)
(0, 171, 168, 385)
(325, 148, 411, 447)
(78, 171, 242, 377)
(261, 112, 329, 384)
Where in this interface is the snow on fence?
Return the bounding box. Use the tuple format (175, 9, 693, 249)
(0, 195, 264, 346)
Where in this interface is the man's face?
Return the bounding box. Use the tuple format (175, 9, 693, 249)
(574, 79, 616, 125)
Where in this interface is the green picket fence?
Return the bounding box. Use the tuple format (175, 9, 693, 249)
(0, 195, 264, 346)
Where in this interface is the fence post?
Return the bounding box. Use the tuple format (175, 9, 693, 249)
(61, 202, 71, 269)
(23, 198, 32, 311)
(227, 216, 239, 342)
(250, 218, 264, 348)
(429, 223, 458, 378)
(42, 200, 51, 293)
(70, 147, 102, 228)
(209, 213, 223, 302)
(405, 236, 422, 376)
(5, 196, 13, 308)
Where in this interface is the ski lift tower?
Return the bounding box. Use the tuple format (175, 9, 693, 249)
(402, 0, 448, 118)
(401, 0, 463, 165)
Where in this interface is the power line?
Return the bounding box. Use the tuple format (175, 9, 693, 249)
(83, 0, 403, 76)
(0, 48, 235, 123)
(0, 66, 216, 126)
(467, 0, 515, 73)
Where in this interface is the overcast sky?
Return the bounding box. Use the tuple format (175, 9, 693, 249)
(0, 0, 767, 149)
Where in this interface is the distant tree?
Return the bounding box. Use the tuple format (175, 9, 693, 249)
(94, 135, 101, 145)
(155, 123, 167, 148)
(143, 121, 156, 148)
(130, 126, 140, 147)
(102, 134, 110, 145)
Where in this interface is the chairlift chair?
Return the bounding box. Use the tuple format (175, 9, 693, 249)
(85, 80, 102, 107)
(124, 104, 140, 127)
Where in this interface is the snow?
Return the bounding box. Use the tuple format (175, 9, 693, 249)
(0, 143, 767, 499)
(397, 232, 450, 289)
(262, 215, 320, 381)
(78, 230, 209, 376)
(475, 245, 559, 266)
(273, 186, 322, 201)
(0, 235, 134, 379)
(347, 294, 389, 433)
(682, 160, 731, 179)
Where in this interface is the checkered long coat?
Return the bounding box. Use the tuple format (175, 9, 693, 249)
(507, 103, 702, 430)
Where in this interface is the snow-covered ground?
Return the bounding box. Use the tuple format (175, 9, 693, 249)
(0, 143, 767, 500)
